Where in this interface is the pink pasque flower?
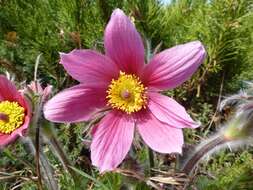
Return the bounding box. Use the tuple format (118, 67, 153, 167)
(0, 75, 31, 148)
(26, 81, 53, 103)
(44, 9, 206, 172)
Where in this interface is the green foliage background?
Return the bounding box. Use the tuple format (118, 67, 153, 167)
(0, 0, 253, 189)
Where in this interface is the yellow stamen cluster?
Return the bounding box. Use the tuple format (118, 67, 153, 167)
(0, 101, 25, 134)
(107, 71, 147, 114)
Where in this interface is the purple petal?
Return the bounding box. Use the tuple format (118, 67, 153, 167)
(91, 111, 134, 172)
(136, 109, 184, 154)
(60, 50, 119, 87)
(142, 41, 206, 90)
(104, 9, 145, 75)
(43, 84, 107, 123)
(148, 92, 199, 128)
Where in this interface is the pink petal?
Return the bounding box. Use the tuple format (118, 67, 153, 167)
(0, 102, 31, 148)
(136, 109, 184, 154)
(0, 110, 30, 148)
(142, 41, 206, 90)
(104, 9, 145, 75)
(0, 75, 23, 102)
(0, 133, 17, 148)
(60, 50, 119, 87)
(28, 81, 44, 94)
(148, 92, 199, 128)
(91, 111, 134, 172)
(0, 75, 31, 122)
(0, 77, 31, 148)
(12, 115, 30, 136)
(43, 84, 107, 123)
(42, 85, 53, 102)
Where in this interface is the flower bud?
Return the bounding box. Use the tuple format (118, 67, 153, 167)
(25, 81, 52, 103)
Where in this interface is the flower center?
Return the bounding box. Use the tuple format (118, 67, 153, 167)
(107, 71, 147, 114)
(0, 101, 25, 134)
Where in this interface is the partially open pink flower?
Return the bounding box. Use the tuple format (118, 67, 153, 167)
(26, 81, 53, 103)
(0, 75, 31, 148)
(44, 9, 206, 172)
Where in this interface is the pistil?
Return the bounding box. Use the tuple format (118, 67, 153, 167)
(121, 90, 131, 99)
(107, 71, 147, 114)
(0, 113, 9, 122)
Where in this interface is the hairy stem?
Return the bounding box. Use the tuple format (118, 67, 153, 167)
(148, 147, 155, 175)
(35, 125, 43, 190)
(31, 95, 43, 190)
(181, 135, 227, 175)
(48, 132, 74, 176)
(22, 137, 59, 190)
(42, 123, 81, 186)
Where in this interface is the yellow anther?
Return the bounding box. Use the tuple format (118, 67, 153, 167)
(107, 71, 147, 114)
(0, 101, 25, 134)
